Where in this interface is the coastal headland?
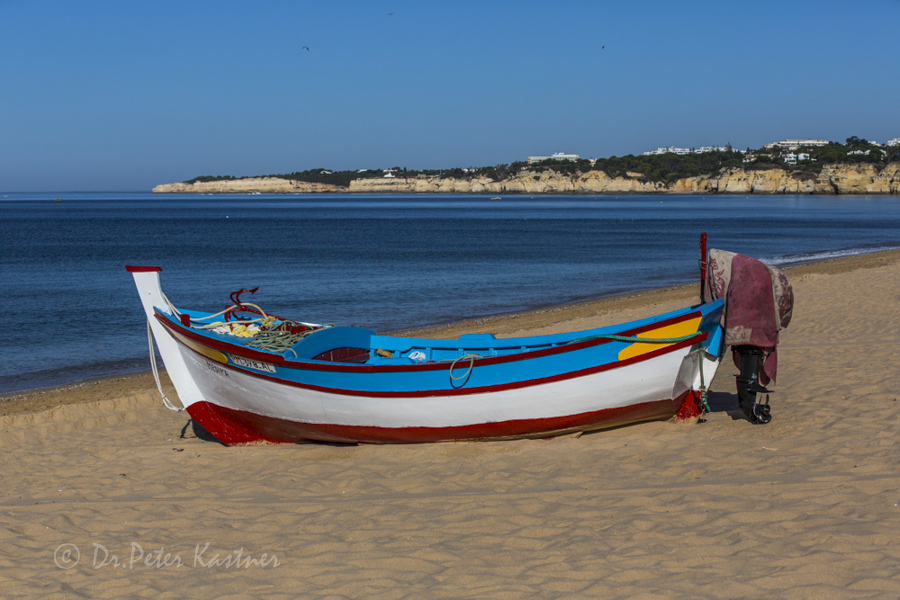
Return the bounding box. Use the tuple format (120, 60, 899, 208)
(3, 249, 900, 597)
(153, 162, 900, 195)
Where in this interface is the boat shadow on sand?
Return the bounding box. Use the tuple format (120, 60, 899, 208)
(706, 390, 759, 422)
(179, 419, 357, 446)
(180, 419, 225, 445)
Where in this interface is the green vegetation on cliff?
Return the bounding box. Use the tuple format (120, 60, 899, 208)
(185, 175, 239, 184)
(265, 168, 383, 188)
(181, 137, 900, 186)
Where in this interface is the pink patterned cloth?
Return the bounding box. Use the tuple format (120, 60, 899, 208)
(704, 249, 794, 385)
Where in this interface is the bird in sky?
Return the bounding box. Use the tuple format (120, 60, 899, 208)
(302, 45, 309, 51)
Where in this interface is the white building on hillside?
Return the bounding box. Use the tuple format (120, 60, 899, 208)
(643, 147, 691, 156)
(698, 146, 729, 153)
(527, 152, 581, 164)
(763, 139, 830, 150)
(643, 146, 732, 156)
(887, 138, 900, 147)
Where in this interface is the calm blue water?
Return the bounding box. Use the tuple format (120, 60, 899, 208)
(2, 192, 900, 394)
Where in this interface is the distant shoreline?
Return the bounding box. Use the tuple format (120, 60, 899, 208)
(153, 162, 900, 196)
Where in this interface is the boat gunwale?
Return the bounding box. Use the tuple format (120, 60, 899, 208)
(153, 306, 712, 374)
(173, 331, 707, 398)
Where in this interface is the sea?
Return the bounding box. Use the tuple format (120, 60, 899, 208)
(3, 192, 900, 395)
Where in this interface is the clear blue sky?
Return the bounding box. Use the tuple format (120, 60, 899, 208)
(2, 0, 899, 192)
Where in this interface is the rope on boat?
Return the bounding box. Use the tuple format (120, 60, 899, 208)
(244, 321, 335, 356)
(147, 319, 183, 412)
(698, 352, 710, 414)
(169, 289, 333, 356)
(441, 333, 703, 388)
(449, 353, 480, 383)
(161, 291, 182, 318)
(190, 302, 271, 326)
(178, 301, 271, 331)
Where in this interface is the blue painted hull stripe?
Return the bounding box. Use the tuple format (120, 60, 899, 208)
(164, 324, 707, 398)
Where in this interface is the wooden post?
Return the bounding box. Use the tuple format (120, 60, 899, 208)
(699, 232, 708, 303)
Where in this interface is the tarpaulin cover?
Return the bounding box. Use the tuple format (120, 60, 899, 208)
(704, 249, 793, 385)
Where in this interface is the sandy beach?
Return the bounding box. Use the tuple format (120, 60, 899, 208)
(2, 249, 900, 598)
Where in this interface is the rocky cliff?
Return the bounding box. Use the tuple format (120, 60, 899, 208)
(152, 177, 343, 194)
(154, 163, 900, 195)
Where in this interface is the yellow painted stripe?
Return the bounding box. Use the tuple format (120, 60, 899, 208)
(170, 330, 229, 364)
(617, 317, 701, 361)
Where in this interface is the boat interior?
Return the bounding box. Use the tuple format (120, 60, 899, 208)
(160, 301, 721, 366)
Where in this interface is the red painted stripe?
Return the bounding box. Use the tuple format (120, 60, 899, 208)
(161, 307, 706, 397)
(155, 307, 704, 374)
(186, 391, 696, 445)
(196, 334, 703, 398)
(125, 265, 162, 272)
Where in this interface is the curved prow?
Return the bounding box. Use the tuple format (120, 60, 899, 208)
(126, 265, 205, 410)
(126, 266, 167, 318)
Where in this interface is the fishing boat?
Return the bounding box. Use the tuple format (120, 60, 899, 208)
(127, 241, 765, 446)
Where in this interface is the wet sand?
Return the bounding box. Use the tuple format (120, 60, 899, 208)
(2, 249, 900, 598)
